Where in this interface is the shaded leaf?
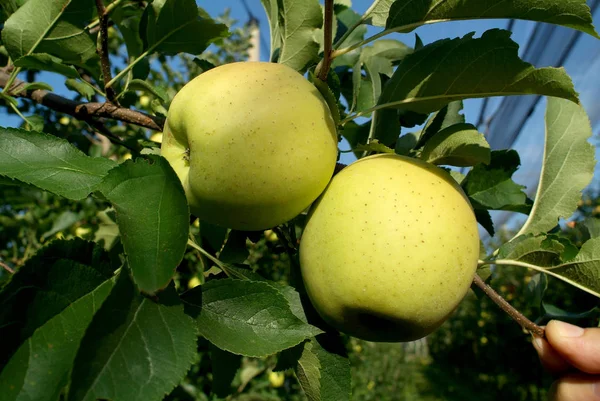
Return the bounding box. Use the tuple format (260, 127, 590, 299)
(141, 1, 228, 56)
(128, 79, 168, 102)
(65, 78, 95, 101)
(355, 139, 394, 154)
(293, 335, 351, 401)
(41, 210, 83, 240)
(517, 97, 595, 236)
(0, 127, 117, 200)
(276, 0, 323, 72)
(68, 271, 197, 401)
(378, 30, 579, 115)
(363, 0, 395, 26)
(420, 123, 490, 167)
(13, 54, 79, 78)
(2, 0, 97, 64)
(182, 279, 323, 357)
(385, 0, 599, 38)
(416, 101, 465, 148)
(475, 209, 494, 237)
(210, 344, 242, 398)
(0, 279, 114, 401)
(463, 150, 531, 213)
(0, 239, 115, 367)
(98, 156, 189, 294)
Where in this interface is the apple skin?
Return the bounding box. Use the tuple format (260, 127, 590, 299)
(299, 154, 480, 342)
(161, 62, 338, 230)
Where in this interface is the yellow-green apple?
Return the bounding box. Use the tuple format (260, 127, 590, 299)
(161, 62, 338, 230)
(299, 154, 480, 342)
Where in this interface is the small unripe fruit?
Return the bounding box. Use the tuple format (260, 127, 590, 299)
(300, 154, 480, 342)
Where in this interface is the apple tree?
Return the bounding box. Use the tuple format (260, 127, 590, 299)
(0, 0, 599, 400)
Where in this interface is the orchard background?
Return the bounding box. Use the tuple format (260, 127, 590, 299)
(1, 0, 600, 400)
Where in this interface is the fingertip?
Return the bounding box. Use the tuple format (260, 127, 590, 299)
(548, 374, 600, 401)
(533, 334, 572, 374)
(546, 320, 600, 374)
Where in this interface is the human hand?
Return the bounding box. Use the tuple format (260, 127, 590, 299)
(534, 320, 600, 400)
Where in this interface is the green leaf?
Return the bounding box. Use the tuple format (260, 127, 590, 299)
(463, 150, 531, 213)
(141, 0, 228, 56)
(340, 120, 370, 157)
(416, 101, 465, 148)
(97, 156, 189, 294)
(498, 234, 565, 267)
(363, 0, 395, 26)
(394, 131, 418, 155)
(20, 82, 53, 92)
(385, 0, 599, 38)
(548, 237, 600, 297)
(332, 7, 367, 67)
(41, 210, 83, 240)
(292, 335, 351, 401)
(420, 123, 490, 167)
(0, 279, 114, 401)
(112, 3, 145, 59)
(275, 0, 323, 72)
(517, 97, 595, 236)
(65, 78, 95, 100)
(13, 54, 80, 78)
(219, 231, 250, 264)
(68, 271, 197, 401)
(378, 29, 579, 115)
(352, 39, 412, 114)
(312, 77, 341, 125)
(540, 302, 600, 325)
(260, 0, 283, 61)
(370, 108, 401, 146)
(182, 279, 323, 357)
(0, 239, 115, 367)
(497, 235, 600, 298)
(2, 0, 97, 64)
(210, 344, 242, 398)
(94, 208, 120, 251)
(475, 209, 494, 237)
(0, 128, 117, 200)
(355, 139, 395, 154)
(128, 79, 168, 102)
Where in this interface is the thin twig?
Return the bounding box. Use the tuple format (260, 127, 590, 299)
(95, 0, 118, 104)
(0, 69, 164, 131)
(317, 0, 335, 81)
(0, 260, 15, 274)
(472, 273, 545, 338)
(86, 119, 139, 153)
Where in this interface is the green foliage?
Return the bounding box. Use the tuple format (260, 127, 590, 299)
(377, 29, 579, 114)
(0, 128, 117, 200)
(98, 156, 189, 294)
(0, 0, 599, 400)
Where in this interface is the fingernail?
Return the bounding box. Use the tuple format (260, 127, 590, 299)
(554, 321, 585, 338)
(533, 337, 544, 351)
(593, 382, 600, 397)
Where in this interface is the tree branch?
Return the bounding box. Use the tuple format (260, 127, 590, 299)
(95, 0, 118, 104)
(472, 273, 545, 338)
(0, 260, 15, 274)
(0, 69, 164, 131)
(317, 0, 334, 81)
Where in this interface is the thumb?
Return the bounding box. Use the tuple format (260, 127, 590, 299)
(546, 320, 600, 374)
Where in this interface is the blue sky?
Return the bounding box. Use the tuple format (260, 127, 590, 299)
(2, 0, 599, 234)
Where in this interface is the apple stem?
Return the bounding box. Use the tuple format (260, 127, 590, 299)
(472, 273, 545, 338)
(317, 0, 335, 81)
